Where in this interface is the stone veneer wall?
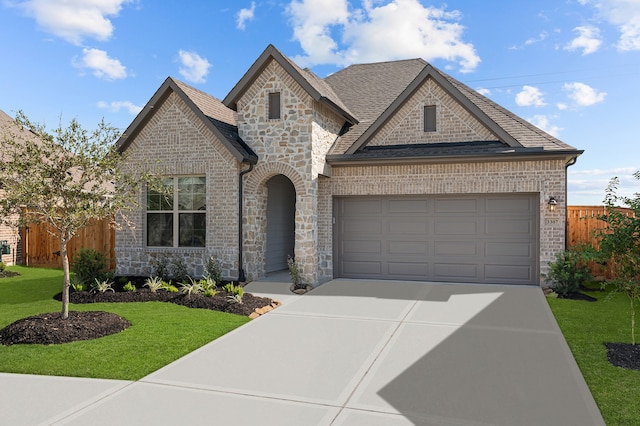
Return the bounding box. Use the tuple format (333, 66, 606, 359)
(237, 60, 342, 284)
(370, 78, 496, 146)
(116, 91, 241, 279)
(318, 158, 567, 284)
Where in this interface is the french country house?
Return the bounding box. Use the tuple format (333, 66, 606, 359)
(115, 44, 582, 286)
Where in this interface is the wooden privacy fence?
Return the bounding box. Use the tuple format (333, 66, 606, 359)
(22, 218, 115, 269)
(567, 206, 634, 279)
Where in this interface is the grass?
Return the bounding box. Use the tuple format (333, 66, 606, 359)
(547, 283, 640, 426)
(0, 266, 250, 380)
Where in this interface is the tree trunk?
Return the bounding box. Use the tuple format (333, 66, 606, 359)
(60, 234, 70, 320)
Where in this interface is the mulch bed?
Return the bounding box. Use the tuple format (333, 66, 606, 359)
(0, 270, 20, 279)
(605, 343, 640, 370)
(555, 292, 598, 302)
(1, 288, 279, 346)
(68, 289, 276, 317)
(0, 311, 130, 346)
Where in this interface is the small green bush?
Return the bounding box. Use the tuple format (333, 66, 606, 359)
(123, 281, 136, 292)
(0, 261, 5, 272)
(287, 255, 302, 287)
(70, 276, 86, 292)
(205, 256, 222, 284)
(151, 255, 171, 281)
(545, 248, 592, 296)
(72, 248, 109, 285)
(203, 288, 218, 297)
(172, 258, 190, 284)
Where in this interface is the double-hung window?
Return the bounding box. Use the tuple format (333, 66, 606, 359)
(147, 176, 206, 247)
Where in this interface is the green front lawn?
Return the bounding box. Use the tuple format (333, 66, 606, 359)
(0, 266, 249, 380)
(547, 284, 640, 426)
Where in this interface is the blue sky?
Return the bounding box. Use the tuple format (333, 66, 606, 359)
(1, 0, 639, 205)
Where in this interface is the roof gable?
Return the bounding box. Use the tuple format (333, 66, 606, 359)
(223, 44, 358, 124)
(335, 63, 521, 155)
(324, 58, 578, 159)
(116, 78, 257, 163)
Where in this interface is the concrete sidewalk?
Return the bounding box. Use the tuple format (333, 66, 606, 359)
(1, 279, 604, 425)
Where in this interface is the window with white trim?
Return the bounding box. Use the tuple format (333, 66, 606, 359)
(147, 176, 206, 247)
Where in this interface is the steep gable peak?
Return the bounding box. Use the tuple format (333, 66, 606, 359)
(223, 44, 357, 124)
(116, 77, 256, 163)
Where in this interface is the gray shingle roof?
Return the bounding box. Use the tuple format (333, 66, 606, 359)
(117, 78, 257, 163)
(324, 58, 579, 157)
(325, 59, 428, 155)
(224, 45, 357, 124)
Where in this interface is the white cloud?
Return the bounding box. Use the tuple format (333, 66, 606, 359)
(568, 167, 640, 204)
(97, 100, 142, 115)
(581, 0, 640, 51)
(515, 85, 546, 107)
(237, 2, 256, 30)
(563, 82, 607, 106)
(564, 26, 602, 54)
(286, 0, 480, 72)
(557, 102, 568, 110)
(528, 115, 561, 137)
(476, 87, 491, 96)
(177, 50, 211, 84)
(15, 0, 132, 45)
(77, 48, 127, 80)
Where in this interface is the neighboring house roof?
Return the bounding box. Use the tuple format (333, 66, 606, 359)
(116, 78, 257, 164)
(223, 44, 358, 125)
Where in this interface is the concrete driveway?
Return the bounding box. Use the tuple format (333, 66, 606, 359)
(0, 279, 604, 425)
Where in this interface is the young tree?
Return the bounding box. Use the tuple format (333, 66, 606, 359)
(596, 171, 640, 344)
(0, 111, 153, 319)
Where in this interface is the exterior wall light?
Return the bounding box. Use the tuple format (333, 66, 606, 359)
(548, 196, 558, 211)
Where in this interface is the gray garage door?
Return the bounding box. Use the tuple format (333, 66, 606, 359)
(334, 194, 538, 285)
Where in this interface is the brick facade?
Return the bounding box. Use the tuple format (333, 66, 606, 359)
(116, 91, 241, 279)
(371, 78, 496, 146)
(115, 48, 576, 287)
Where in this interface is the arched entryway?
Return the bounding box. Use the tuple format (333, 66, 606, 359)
(265, 174, 296, 273)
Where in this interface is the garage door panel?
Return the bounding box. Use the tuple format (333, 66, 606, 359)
(388, 199, 429, 213)
(342, 240, 382, 255)
(434, 219, 478, 235)
(485, 264, 533, 282)
(343, 260, 382, 276)
(342, 219, 382, 235)
(387, 240, 428, 255)
(434, 241, 479, 256)
(335, 194, 538, 285)
(435, 198, 478, 213)
(433, 263, 478, 280)
(388, 262, 429, 277)
(486, 219, 532, 235)
(485, 197, 533, 213)
(343, 199, 382, 215)
(486, 241, 532, 257)
(388, 220, 428, 234)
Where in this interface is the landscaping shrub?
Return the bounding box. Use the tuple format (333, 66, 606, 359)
(71, 248, 109, 286)
(205, 256, 222, 284)
(545, 248, 592, 296)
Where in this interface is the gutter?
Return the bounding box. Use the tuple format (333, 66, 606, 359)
(237, 161, 255, 283)
(326, 149, 585, 166)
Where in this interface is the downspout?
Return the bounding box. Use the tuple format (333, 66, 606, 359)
(565, 156, 578, 249)
(238, 162, 254, 282)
